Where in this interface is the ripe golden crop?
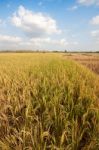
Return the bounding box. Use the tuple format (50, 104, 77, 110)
(0, 53, 99, 150)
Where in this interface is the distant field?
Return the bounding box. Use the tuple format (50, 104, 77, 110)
(0, 53, 99, 150)
(65, 53, 99, 74)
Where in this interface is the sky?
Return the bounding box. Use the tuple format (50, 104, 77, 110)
(0, 0, 99, 51)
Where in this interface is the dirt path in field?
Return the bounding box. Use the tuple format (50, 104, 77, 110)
(64, 53, 99, 75)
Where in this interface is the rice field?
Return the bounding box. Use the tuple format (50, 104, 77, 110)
(65, 53, 99, 74)
(0, 53, 99, 150)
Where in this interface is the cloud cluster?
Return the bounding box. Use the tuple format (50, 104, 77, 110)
(0, 34, 78, 50)
(0, 35, 22, 43)
(0, 35, 22, 50)
(11, 5, 61, 37)
(0, 5, 79, 50)
(29, 38, 69, 47)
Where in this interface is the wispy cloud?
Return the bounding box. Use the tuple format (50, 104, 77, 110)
(91, 15, 99, 25)
(67, 5, 78, 11)
(77, 0, 99, 6)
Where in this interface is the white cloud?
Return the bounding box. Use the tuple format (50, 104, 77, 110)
(77, 0, 99, 6)
(11, 5, 61, 37)
(59, 39, 69, 46)
(91, 30, 99, 37)
(91, 30, 99, 44)
(0, 35, 22, 50)
(0, 35, 22, 43)
(91, 15, 99, 25)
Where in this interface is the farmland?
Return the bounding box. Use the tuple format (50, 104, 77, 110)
(0, 53, 99, 150)
(65, 53, 99, 74)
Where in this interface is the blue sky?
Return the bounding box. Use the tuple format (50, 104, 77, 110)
(0, 0, 99, 51)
